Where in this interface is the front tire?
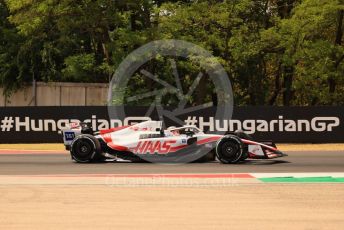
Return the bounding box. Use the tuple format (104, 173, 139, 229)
(216, 135, 244, 164)
(70, 134, 102, 163)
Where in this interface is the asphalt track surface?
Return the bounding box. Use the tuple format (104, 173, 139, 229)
(0, 151, 343, 175)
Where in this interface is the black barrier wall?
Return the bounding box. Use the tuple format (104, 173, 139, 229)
(0, 106, 342, 143)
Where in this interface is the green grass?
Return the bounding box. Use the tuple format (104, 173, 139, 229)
(259, 177, 344, 183)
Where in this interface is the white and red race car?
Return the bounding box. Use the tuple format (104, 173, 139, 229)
(62, 120, 287, 163)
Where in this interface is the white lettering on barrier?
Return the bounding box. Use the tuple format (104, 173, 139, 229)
(187, 116, 340, 134)
(311, 117, 340, 132)
(0, 115, 340, 134)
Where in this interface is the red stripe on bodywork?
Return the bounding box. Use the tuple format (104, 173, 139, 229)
(100, 133, 112, 143)
(107, 143, 128, 151)
(197, 136, 221, 145)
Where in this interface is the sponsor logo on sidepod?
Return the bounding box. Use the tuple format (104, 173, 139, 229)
(134, 140, 177, 155)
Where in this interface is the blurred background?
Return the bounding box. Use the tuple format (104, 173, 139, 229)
(0, 0, 343, 106)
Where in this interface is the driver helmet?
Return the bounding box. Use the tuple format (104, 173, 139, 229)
(167, 126, 180, 136)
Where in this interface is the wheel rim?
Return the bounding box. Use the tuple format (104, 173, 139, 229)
(73, 139, 93, 160)
(221, 141, 238, 160)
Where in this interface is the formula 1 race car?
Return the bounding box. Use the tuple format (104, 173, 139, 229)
(62, 120, 287, 163)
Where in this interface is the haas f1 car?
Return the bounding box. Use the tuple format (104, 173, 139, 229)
(62, 120, 287, 163)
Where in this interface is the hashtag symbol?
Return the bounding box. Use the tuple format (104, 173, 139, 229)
(1, 117, 14, 131)
(184, 116, 198, 126)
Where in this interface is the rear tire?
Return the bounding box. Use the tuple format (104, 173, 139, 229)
(216, 135, 244, 164)
(70, 134, 102, 163)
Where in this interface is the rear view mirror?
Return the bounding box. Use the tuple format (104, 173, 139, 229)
(156, 128, 164, 137)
